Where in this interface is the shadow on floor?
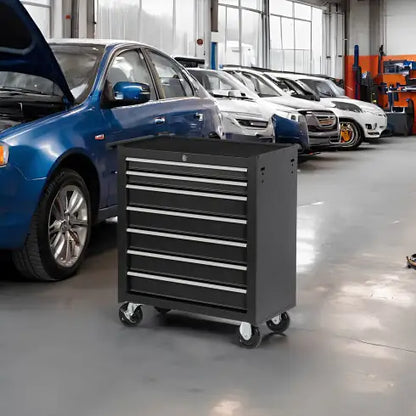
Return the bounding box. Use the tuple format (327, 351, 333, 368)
(0, 222, 117, 282)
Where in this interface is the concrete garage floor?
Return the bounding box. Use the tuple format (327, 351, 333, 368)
(1, 137, 416, 416)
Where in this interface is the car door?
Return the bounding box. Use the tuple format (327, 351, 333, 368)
(144, 49, 206, 137)
(100, 48, 169, 207)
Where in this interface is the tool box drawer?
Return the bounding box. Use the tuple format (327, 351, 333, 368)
(127, 228, 247, 264)
(127, 185, 247, 218)
(128, 250, 247, 287)
(127, 272, 247, 310)
(126, 170, 248, 196)
(127, 207, 247, 241)
(126, 157, 248, 181)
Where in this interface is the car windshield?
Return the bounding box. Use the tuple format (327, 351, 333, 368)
(300, 78, 341, 98)
(237, 72, 280, 98)
(0, 44, 104, 102)
(189, 69, 256, 99)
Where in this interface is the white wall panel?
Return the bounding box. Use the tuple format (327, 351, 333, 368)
(385, 0, 416, 55)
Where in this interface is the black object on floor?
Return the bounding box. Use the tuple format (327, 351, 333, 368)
(116, 136, 297, 348)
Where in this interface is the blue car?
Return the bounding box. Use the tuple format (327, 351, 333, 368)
(0, 0, 222, 281)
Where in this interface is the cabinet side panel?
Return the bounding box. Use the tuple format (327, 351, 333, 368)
(254, 146, 297, 324)
(118, 146, 129, 303)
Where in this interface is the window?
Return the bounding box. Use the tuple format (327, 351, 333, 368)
(106, 50, 156, 100)
(147, 51, 193, 98)
(218, 1, 264, 67)
(22, 0, 51, 37)
(301, 79, 339, 98)
(269, 1, 323, 73)
(241, 72, 278, 97)
(270, 0, 293, 17)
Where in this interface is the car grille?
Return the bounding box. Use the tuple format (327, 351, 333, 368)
(300, 111, 338, 132)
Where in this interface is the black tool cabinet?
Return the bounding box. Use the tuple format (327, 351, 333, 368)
(117, 136, 297, 348)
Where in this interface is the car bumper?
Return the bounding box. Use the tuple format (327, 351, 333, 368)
(273, 116, 310, 153)
(309, 131, 341, 148)
(362, 113, 388, 139)
(0, 164, 45, 249)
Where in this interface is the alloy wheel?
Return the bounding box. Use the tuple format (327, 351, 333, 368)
(48, 185, 89, 268)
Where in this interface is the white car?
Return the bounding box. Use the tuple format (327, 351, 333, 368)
(267, 73, 388, 149)
(224, 68, 340, 150)
(189, 68, 311, 152)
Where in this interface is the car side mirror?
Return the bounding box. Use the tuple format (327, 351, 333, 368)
(104, 81, 150, 108)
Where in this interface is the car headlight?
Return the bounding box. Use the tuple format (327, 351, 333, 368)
(0, 143, 9, 167)
(332, 101, 363, 113)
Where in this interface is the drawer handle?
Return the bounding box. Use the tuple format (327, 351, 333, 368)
(126, 171, 247, 187)
(126, 157, 248, 173)
(127, 206, 247, 224)
(126, 184, 247, 201)
(127, 271, 247, 294)
(127, 249, 247, 271)
(127, 228, 247, 247)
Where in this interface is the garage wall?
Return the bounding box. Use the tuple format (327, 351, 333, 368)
(384, 0, 416, 55)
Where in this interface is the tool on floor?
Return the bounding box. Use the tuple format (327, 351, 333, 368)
(406, 253, 416, 269)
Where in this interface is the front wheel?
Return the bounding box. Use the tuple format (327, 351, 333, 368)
(13, 169, 91, 281)
(266, 312, 290, 334)
(339, 120, 362, 150)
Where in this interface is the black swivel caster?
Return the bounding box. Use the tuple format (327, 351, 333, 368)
(119, 302, 143, 327)
(266, 312, 290, 334)
(237, 323, 262, 348)
(154, 307, 171, 316)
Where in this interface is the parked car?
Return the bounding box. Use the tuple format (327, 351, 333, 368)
(224, 68, 340, 150)
(0, 0, 222, 281)
(189, 68, 310, 152)
(270, 73, 388, 149)
(263, 73, 320, 101)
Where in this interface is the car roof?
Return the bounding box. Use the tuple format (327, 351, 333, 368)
(48, 38, 151, 48)
(271, 72, 325, 82)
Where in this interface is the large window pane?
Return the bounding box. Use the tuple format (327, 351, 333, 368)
(174, 0, 196, 56)
(225, 7, 240, 64)
(270, 15, 282, 70)
(241, 0, 262, 10)
(270, 0, 293, 17)
(295, 50, 311, 72)
(312, 7, 323, 73)
(23, 5, 50, 37)
(241, 10, 263, 66)
(281, 18, 294, 49)
(217, 5, 227, 66)
(270, 49, 284, 71)
(295, 20, 311, 50)
(294, 3, 311, 20)
(219, 0, 238, 5)
(270, 16, 282, 50)
(141, 0, 174, 53)
(283, 50, 295, 71)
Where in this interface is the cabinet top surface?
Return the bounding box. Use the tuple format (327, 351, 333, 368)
(120, 136, 294, 158)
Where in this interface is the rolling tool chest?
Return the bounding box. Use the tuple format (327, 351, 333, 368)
(117, 136, 297, 348)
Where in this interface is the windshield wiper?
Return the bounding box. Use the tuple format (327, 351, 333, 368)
(0, 87, 50, 95)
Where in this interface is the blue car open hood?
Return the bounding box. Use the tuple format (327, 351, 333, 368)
(0, 0, 74, 104)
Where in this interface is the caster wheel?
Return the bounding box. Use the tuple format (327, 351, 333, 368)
(238, 323, 262, 348)
(154, 307, 171, 316)
(266, 312, 290, 334)
(119, 302, 143, 327)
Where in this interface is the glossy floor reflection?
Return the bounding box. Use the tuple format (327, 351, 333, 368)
(1, 137, 416, 416)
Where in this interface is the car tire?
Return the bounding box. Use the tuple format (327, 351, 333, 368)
(339, 120, 363, 150)
(13, 169, 92, 281)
